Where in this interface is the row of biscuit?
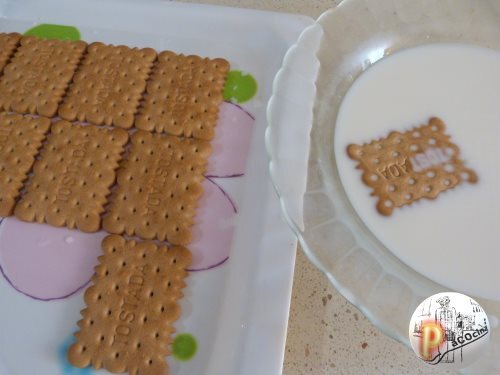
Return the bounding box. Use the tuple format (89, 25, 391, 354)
(1, 114, 211, 246)
(0, 33, 229, 140)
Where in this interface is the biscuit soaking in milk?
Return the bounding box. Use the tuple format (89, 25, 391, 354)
(334, 43, 500, 300)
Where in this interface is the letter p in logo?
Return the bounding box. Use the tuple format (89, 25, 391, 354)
(420, 322, 443, 360)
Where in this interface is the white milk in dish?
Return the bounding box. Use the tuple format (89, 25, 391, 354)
(334, 43, 500, 300)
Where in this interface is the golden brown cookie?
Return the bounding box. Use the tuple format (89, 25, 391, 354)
(67, 235, 191, 375)
(59, 42, 157, 129)
(0, 113, 51, 216)
(0, 33, 21, 72)
(14, 121, 128, 232)
(135, 51, 229, 140)
(0, 36, 86, 117)
(347, 117, 478, 216)
(103, 130, 210, 245)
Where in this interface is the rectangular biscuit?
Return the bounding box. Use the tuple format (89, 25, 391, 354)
(103, 130, 211, 245)
(59, 42, 157, 129)
(0, 33, 21, 72)
(347, 117, 478, 216)
(135, 51, 230, 140)
(67, 235, 191, 375)
(14, 121, 128, 232)
(0, 113, 51, 216)
(0, 36, 86, 117)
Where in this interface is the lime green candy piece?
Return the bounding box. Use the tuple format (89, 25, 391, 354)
(24, 24, 81, 41)
(172, 333, 198, 361)
(223, 70, 258, 103)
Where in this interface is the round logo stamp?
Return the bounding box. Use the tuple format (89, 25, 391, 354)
(408, 292, 490, 369)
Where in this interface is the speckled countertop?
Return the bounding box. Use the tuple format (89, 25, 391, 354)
(284, 249, 451, 375)
(179, 1, 451, 373)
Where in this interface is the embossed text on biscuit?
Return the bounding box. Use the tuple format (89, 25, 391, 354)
(103, 131, 210, 245)
(347, 117, 478, 216)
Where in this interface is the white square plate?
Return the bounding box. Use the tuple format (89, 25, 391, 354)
(0, 1, 312, 374)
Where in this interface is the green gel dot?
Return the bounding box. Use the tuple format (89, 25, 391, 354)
(172, 333, 197, 361)
(223, 70, 258, 103)
(24, 24, 81, 41)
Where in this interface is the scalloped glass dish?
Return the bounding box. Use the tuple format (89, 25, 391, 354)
(266, 0, 500, 373)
